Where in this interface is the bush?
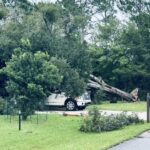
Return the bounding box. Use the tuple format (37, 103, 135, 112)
(80, 107, 144, 133)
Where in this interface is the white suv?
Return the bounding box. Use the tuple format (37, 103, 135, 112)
(45, 92, 91, 111)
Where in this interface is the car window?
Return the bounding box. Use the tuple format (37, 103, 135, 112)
(83, 93, 90, 100)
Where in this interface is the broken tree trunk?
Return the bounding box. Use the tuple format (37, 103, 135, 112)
(88, 74, 139, 102)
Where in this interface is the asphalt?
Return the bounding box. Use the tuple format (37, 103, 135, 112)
(109, 131, 150, 150)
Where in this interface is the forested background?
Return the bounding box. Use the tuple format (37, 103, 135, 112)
(0, 0, 150, 103)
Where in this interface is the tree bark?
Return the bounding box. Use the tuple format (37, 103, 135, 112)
(88, 74, 139, 102)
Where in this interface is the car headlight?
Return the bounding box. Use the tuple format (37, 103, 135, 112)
(76, 96, 82, 100)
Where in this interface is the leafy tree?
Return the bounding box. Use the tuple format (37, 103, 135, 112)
(0, 6, 8, 20)
(117, 0, 150, 16)
(2, 0, 33, 12)
(0, 21, 25, 97)
(116, 14, 150, 96)
(90, 17, 123, 81)
(91, 0, 116, 23)
(1, 0, 149, 103)
(90, 0, 150, 99)
(111, 0, 150, 96)
(1, 49, 61, 120)
(0, 0, 92, 100)
(51, 57, 86, 98)
(37, 3, 60, 33)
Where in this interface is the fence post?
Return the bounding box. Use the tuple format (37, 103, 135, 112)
(147, 93, 150, 123)
(19, 111, 21, 130)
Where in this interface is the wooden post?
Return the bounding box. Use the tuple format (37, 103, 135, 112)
(147, 93, 150, 123)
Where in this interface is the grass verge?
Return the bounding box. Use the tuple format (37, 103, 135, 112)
(0, 115, 150, 150)
(87, 101, 146, 112)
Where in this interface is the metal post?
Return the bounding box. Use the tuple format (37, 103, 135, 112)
(147, 93, 150, 123)
(19, 111, 21, 130)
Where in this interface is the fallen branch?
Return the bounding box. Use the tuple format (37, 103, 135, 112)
(88, 75, 139, 102)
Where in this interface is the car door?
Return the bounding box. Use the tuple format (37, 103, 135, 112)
(54, 93, 66, 106)
(46, 93, 66, 106)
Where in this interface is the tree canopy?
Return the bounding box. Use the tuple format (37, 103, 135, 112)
(1, 49, 61, 119)
(0, 0, 150, 116)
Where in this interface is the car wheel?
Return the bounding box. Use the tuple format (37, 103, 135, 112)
(65, 100, 76, 111)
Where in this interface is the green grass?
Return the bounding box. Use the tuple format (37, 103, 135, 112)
(87, 101, 146, 112)
(0, 115, 150, 150)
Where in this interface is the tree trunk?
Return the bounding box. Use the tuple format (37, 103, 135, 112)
(88, 74, 139, 102)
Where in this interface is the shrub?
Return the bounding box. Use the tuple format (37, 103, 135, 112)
(80, 107, 144, 133)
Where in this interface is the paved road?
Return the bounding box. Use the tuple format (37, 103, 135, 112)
(109, 131, 150, 150)
(37, 110, 147, 120)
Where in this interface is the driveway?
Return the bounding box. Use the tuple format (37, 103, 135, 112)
(36, 109, 147, 120)
(109, 131, 150, 150)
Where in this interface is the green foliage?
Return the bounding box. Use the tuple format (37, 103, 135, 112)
(97, 17, 120, 44)
(51, 57, 86, 97)
(1, 50, 62, 119)
(0, 2, 91, 100)
(58, 0, 90, 37)
(117, 0, 149, 15)
(0, 0, 150, 103)
(90, 17, 122, 83)
(62, 69, 85, 98)
(116, 13, 150, 97)
(0, 22, 23, 62)
(0, 22, 24, 97)
(0, 7, 7, 20)
(38, 3, 59, 23)
(94, 90, 106, 104)
(2, 0, 34, 12)
(80, 107, 144, 132)
(20, 38, 31, 49)
(91, 8, 150, 98)
(91, 0, 116, 23)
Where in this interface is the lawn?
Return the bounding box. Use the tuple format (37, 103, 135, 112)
(87, 101, 146, 112)
(0, 115, 150, 150)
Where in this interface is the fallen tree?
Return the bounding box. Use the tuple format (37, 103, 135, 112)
(88, 74, 139, 102)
